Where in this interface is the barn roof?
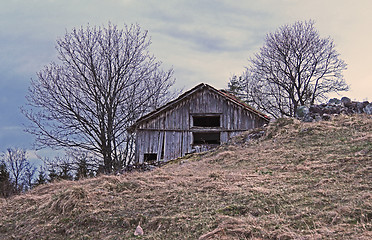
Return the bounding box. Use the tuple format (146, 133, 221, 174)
(131, 83, 270, 129)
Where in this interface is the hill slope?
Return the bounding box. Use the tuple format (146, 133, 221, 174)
(1, 115, 371, 239)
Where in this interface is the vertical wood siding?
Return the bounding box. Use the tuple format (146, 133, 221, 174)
(135, 87, 268, 163)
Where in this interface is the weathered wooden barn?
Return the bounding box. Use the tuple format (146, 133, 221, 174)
(131, 83, 270, 164)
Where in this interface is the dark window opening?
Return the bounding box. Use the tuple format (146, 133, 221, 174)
(193, 115, 220, 127)
(160, 134, 165, 159)
(144, 153, 157, 162)
(193, 132, 220, 144)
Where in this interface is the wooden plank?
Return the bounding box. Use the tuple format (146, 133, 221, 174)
(220, 132, 228, 143)
(156, 131, 164, 162)
(138, 131, 144, 164)
(134, 84, 270, 163)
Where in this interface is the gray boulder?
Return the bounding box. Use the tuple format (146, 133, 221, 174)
(364, 103, 372, 114)
(297, 97, 371, 122)
(328, 98, 341, 105)
(322, 113, 332, 121)
(324, 105, 340, 114)
(296, 105, 309, 118)
(341, 97, 352, 106)
(356, 102, 365, 113)
(309, 105, 323, 114)
(302, 113, 315, 122)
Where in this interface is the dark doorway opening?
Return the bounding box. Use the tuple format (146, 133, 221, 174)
(193, 132, 220, 144)
(160, 134, 165, 160)
(144, 153, 157, 163)
(193, 115, 220, 127)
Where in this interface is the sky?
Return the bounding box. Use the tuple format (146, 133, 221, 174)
(0, 0, 371, 159)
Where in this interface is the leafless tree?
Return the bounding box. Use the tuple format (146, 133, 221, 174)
(2, 148, 28, 192)
(23, 23, 175, 173)
(23, 163, 37, 191)
(229, 20, 348, 118)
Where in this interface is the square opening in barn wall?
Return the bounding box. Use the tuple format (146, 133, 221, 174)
(192, 115, 220, 127)
(144, 153, 157, 163)
(193, 132, 220, 144)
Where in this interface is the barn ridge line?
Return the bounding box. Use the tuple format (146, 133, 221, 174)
(130, 83, 270, 131)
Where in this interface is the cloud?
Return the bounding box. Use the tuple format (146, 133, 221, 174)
(137, 0, 272, 55)
(0, 0, 371, 157)
(26, 149, 39, 161)
(0, 125, 33, 151)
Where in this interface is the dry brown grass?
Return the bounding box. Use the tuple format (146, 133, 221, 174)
(1, 114, 371, 239)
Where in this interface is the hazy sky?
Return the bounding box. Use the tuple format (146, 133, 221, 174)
(1, 0, 371, 155)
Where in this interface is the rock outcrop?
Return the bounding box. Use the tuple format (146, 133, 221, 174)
(296, 97, 371, 122)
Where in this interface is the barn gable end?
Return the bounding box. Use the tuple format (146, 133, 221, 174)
(131, 83, 269, 164)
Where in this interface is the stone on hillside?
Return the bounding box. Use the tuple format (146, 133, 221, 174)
(328, 98, 341, 105)
(356, 102, 368, 113)
(134, 223, 144, 236)
(303, 113, 314, 122)
(297, 99, 370, 122)
(364, 103, 372, 114)
(309, 105, 323, 114)
(314, 114, 322, 122)
(341, 97, 352, 106)
(322, 113, 331, 121)
(324, 105, 340, 114)
(296, 105, 309, 118)
(360, 101, 370, 113)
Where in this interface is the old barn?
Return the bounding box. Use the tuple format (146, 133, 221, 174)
(131, 83, 270, 164)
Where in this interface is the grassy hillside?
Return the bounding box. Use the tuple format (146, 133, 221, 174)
(1, 114, 371, 239)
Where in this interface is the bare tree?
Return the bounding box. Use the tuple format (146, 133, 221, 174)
(23, 23, 175, 173)
(229, 20, 348, 118)
(2, 148, 28, 192)
(23, 163, 37, 191)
